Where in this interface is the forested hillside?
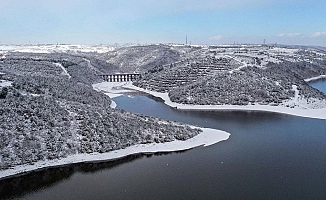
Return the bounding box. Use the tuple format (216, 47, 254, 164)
(0, 52, 200, 169)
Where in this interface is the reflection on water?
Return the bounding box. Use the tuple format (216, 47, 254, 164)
(0, 151, 187, 200)
(115, 94, 291, 133)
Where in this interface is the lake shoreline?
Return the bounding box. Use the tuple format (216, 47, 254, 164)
(93, 81, 326, 120)
(304, 75, 326, 82)
(0, 128, 230, 180)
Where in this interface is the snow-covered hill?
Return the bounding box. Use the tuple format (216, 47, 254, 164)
(134, 45, 326, 109)
(1, 43, 326, 172)
(0, 52, 202, 170)
(98, 44, 191, 73)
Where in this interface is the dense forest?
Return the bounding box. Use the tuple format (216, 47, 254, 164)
(0, 52, 200, 169)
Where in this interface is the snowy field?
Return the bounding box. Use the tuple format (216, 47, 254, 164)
(0, 128, 230, 180)
(0, 44, 115, 54)
(94, 81, 326, 120)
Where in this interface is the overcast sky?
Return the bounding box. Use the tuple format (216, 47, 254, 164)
(1, 0, 326, 46)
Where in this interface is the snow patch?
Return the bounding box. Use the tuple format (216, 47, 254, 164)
(305, 75, 326, 82)
(93, 82, 135, 99)
(110, 100, 117, 108)
(0, 80, 12, 87)
(226, 55, 248, 73)
(292, 85, 299, 102)
(54, 63, 71, 79)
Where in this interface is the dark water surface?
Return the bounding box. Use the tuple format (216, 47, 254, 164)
(1, 80, 326, 200)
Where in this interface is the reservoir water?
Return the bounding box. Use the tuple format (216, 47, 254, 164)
(309, 78, 326, 94)
(1, 80, 326, 200)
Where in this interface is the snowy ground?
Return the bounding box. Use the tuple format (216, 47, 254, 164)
(0, 128, 230, 180)
(94, 81, 326, 120)
(93, 82, 136, 98)
(54, 63, 71, 79)
(0, 44, 115, 54)
(226, 55, 248, 74)
(305, 75, 326, 82)
(0, 80, 12, 87)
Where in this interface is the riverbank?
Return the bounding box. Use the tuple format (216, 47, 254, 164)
(304, 75, 326, 82)
(93, 81, 326, 120)
(0, 128, 230, 180)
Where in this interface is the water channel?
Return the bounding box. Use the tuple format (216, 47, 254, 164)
(1, 79, 326, 200)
